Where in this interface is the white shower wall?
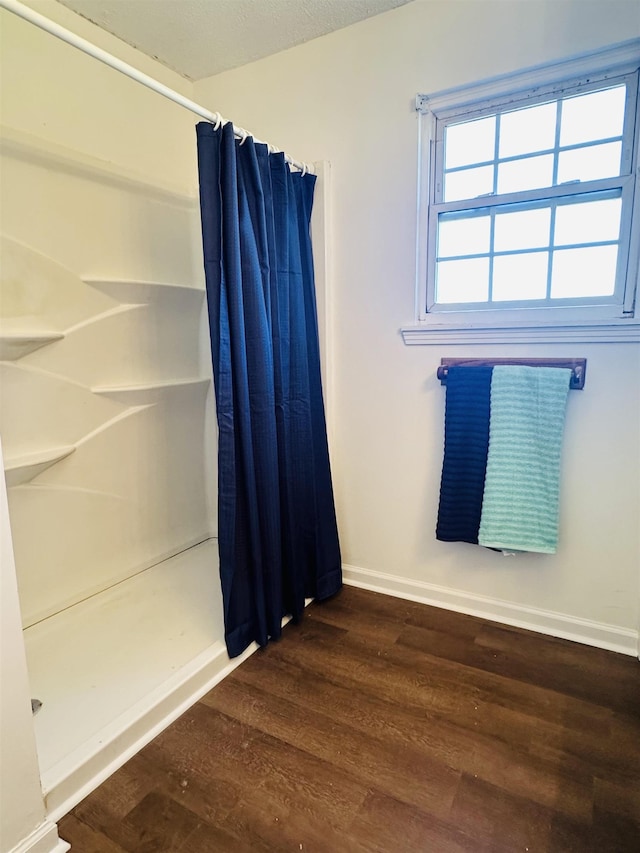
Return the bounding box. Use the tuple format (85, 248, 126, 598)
(0, 4, 231, 832)
(0, 5, 217, 626)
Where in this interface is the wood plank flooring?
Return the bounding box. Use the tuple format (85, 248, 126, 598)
(58, 585, 640, 852)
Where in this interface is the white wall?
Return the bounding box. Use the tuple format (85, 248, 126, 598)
(1, 0, 197, 185)
(1, 1, 218, 626)
(195, 0, 640, 645)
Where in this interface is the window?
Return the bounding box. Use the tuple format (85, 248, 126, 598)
(409, 41, 640, 342)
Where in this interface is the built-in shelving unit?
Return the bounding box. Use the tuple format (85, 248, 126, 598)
(4, 446, 76, 487)
(91, 378, 210, 403)
(85, 279, 205, 304)
(0, 331, 64, 361)
(1, 138, 216, 840)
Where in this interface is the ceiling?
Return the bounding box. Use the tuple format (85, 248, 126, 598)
(56, 0, 414, 81)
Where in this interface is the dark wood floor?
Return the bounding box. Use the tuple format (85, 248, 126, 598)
(59, 585, 640, 852)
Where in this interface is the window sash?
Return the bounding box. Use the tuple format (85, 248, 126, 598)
(426, 179, 635, 312)
(423, 67, 639, 318)
(433, 72, 637, 202)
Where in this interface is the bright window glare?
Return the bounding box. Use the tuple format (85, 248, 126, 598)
(492, 252, 549, 301)
(560, 85, 626, 146)
(445, 116, 496, 168)
(499, 102, 557, 158)
(444, 165, 494, 201)
(494, 207, 551, 251)
(557, 142, 622, 183)
(551, 245, 618, 297)
(436, 257, 489, 303)
(497, 154, 553, 193)
(554, 197, 622, 245)
(438, 214, 491, 257)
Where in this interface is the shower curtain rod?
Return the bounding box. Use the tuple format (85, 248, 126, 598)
(0, 0, 313, 174)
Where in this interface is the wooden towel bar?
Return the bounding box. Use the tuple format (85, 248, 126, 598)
(437, 357, 587, 390)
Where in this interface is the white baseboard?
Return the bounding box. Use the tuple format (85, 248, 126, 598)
(342, 564, 638, 657)
(8, 821, 70, 853)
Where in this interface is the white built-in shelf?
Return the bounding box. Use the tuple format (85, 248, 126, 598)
(0, 332, 64, 361)
(85, 279, 205, 305)
(91, 378, 210, 403)
(4, 446, 76, 487)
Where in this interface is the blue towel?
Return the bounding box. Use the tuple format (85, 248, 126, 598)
(478, 366, 572, 554)
(436, 366, 493, 544)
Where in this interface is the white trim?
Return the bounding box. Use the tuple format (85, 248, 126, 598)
(7, 822, 69, 853)
(420, 39, 640, 115)
(310, 161, 333, 431)
(625, 92, 640, 313)
(342, 563, 638, 657)
(415, 108, 434, 322)
(400, 321, 640, 345)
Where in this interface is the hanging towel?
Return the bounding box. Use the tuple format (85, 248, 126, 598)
(436, 366, 493, 544)
(478, 366, 572, 554)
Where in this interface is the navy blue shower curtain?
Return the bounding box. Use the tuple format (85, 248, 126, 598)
(196, 122, 342, 658)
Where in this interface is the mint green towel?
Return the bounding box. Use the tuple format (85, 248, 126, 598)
(478, 366, 572, 554)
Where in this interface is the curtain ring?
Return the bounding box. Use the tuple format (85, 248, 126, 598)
(300, 162, 308, 177)
(238, 128, 249, 145)
(213, 112, 223, 130)
(268, 144, 278, 156)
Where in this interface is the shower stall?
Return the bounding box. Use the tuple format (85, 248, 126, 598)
(0, 170, 233, 820)
(0, 4, 330, 836)
(0, 6, 230, 823)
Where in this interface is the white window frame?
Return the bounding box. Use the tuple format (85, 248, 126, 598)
(403, 39, 640, 345)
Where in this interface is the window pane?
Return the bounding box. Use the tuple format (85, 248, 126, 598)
(497, 154, 553, 194)
(557, 142, 622, 183)
(554, 197, 622, 246)
(437, 214, 491, 257)
(560, 85, 626, 146)
(436, 257, 489, 303)
(494, 207, 551, 251)
(499, 101, 557, 158)
(445, 116, 496, 169)
(492, 252, 549, 301)
(444, 165, 494, 201)
(551, 245, 618, 297)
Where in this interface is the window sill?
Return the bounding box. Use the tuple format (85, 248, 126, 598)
(400, 320, 640, 345)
